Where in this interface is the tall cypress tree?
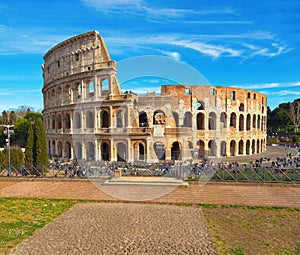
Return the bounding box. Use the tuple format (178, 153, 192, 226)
(34, 118, 48, 171)
(25, 122, 34, 166)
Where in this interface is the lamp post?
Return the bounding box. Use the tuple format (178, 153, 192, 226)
(3, 125, 14, 176)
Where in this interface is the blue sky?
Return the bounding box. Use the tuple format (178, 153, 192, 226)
(0, 0, 299, 111)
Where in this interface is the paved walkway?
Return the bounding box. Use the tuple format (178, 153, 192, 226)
(9, 203, 217, 255)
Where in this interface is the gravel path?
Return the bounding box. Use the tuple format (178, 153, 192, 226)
(9, 203, 217, 255)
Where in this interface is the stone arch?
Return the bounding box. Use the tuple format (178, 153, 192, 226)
(52, 140, 56, 157)
(116, 109, 125, 128)
(74, 142, 82, 160)
(64, 113, 71, 129)
(64, 141, 72, 160)
(56, 114, 62, 129)
(257, 140, 260, 153)
(246, 114, 251, 130)
(230, 113, 236, 128)
(153, 142, 165, 161)
(57, 141, 62, 158)
(252, 139, 256, 154)
(208, 140, 216, 156)
(153, 110, 166, 125)
(197, 112, 205, 130)
(230, 140, 236, 156)
(209, 112, 217, 130)
(220, 141, 227, 157)
(74, 112, 81, 129)
(238, 140, 244, 155)
(86, 141, 95, 161)
(117, 142, 127, 162)
(52, 115, 55, 129)
(139, 111, 148, 127)
(196, 101, 205, 110)
(239, 114, 244, 131)
(253, 114, 256, 128)
(101, 142, 110, 161)
(239, 103, 245, 111)
(171, 141, 182, 160)
(246, 140, 251, 155)
(86, 111, 94, 129)
(88, 81, 94, 95)
(197, 140, 205, 159)
(257, 115, 261, 130)
(101, 110, 110, 128)
(220, 112, 227, 128)
(101, 78, 109, 93)
(77, 83, 82, 97)
(183, 111, 192, 127)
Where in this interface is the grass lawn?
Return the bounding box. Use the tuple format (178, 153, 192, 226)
(0, 198, 77, 254)
(201, 204, 300, 255)
(0, 198, 299, 255)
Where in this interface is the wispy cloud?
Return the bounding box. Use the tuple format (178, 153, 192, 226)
(231, 81, 300, 90)
(243, 43, 290, 57)
(156, 49, 181, 61)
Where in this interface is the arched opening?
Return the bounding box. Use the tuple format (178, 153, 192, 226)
(89, 81, 94, 95)
(197, 140, 205, 159)
(239, 114, 244, 131)
(153, 110, 166, 125)
(153, 142, 165, 161)
(101, 110, 109, 128)
(139, 143, 145, 160)
(101, 142, 110, 161)
(257, 140, 260, 153)
(101, 79, 109, 93)
(230, 140, 236, 156)
(86, 142, 95, 161)
(197, 112, 205, 130)
(246, 114, 251, 130)
(208, 140, 216, 156)
(252, 139, 255, 154)
(52, 140, 56, 157)
(86, 111, 94, 129)
(57, 141, 62, 158)
(117, 143, 126, 162)
(173, 111, 179, 127)
(257, 115, 261, 130)
(64, 142, 71, 160)
(74, 112, 81, 129)
(220, 141, 226, 157)
(230, 113, 236, 128)
(52, 116, 55, 130)
(220, 112, 227, 129)
(77, 83, 82, 97)
(116, 110, 125, 128)
(246, 140, 251, 155)
(238, 140, 244, 155)
(253, 114, 256, 128)
(139, 111, 148, 127)
(209, 112, 217, 130)
(74, 142, 82, 160)
(196, 101, 205, 110)
(171, 141, 181, 160)
(239, 103, 245, 111)
(183, 111, 192, 127)
(64, 113, 71, 129)
(56, 114, 62, 129)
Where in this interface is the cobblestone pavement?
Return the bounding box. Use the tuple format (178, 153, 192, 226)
(9, 203, 217, 255)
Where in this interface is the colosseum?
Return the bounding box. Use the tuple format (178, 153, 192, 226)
(42, 30, 267, 163)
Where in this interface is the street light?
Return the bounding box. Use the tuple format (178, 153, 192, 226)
(3, 125, 14, 176)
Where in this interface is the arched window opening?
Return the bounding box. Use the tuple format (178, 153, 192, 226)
(246, 140, 251, 155)
(208, 112, 217, 130)
(196, 101, 205, 110)
(52, 116, 55, 130)
(74, 112, 81, 129)
(101, 79, 109, 94)
(64, 113, 71, 129)
(256, 140, 260, 153)
(257, 115, 261, 130)
(86, 111, 94, 129)
(239, 103, 245, 111)
(246, 114, 251, 130)
(139, 111, 148, 127)
(230, 140, 236, 156)
(89, 81, 94, 95)
(238, 140, 244, 155)
(75, 142, 82, 160)
(117, 143, 126, 162)
(220, 141, 226, 157)
(64, 142, 72, 160)
(183, 111, 192, 127)
(57, 141, 62, 158)
(117, 110, 125, 128)
(252, 139, 256, 154)
(208, 140, 216, 156)
(253, 115, 256, 128)
(101, 111, 109, 128)
(239, 114, 244, 131)
(77, 83, 82, 97)
(171, 141, 181, 160)
(153, 142, 165, 161)
(139, 143, 145, 160)
(57, 114, 62, 129)
(220, 112, 227, 129)
(153, 110, 166, 125)
(101, 142, 110, 161)
(197, 112, 205, 130)
(230, 113, 236, 128)
(86, 142, 95, 161)
(197, 140, 205, 159)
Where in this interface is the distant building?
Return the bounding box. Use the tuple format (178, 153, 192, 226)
(42, 31, 267, 163)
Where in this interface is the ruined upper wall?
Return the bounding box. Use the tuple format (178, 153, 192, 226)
(42, 30, 115, 84)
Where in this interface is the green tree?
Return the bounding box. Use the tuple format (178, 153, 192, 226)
(25, 123, 34, 166)
(9, 111, 17, 125)
(0, 147, 24, 169)
(25, 112, 43, 121)
(2, 111, 8, 125)
(34, 118, 48, 171)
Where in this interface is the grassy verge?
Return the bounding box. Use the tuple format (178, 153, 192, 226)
(0, 198, 79, 254)
(200, 204, 300, 255)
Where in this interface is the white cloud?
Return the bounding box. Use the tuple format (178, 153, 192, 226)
(156, 49, 181, 61)
(231, 81, 300, 90)
(243, 43, 289, 58)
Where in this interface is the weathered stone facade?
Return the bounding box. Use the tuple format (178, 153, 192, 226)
(42, 30, 267, 163)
